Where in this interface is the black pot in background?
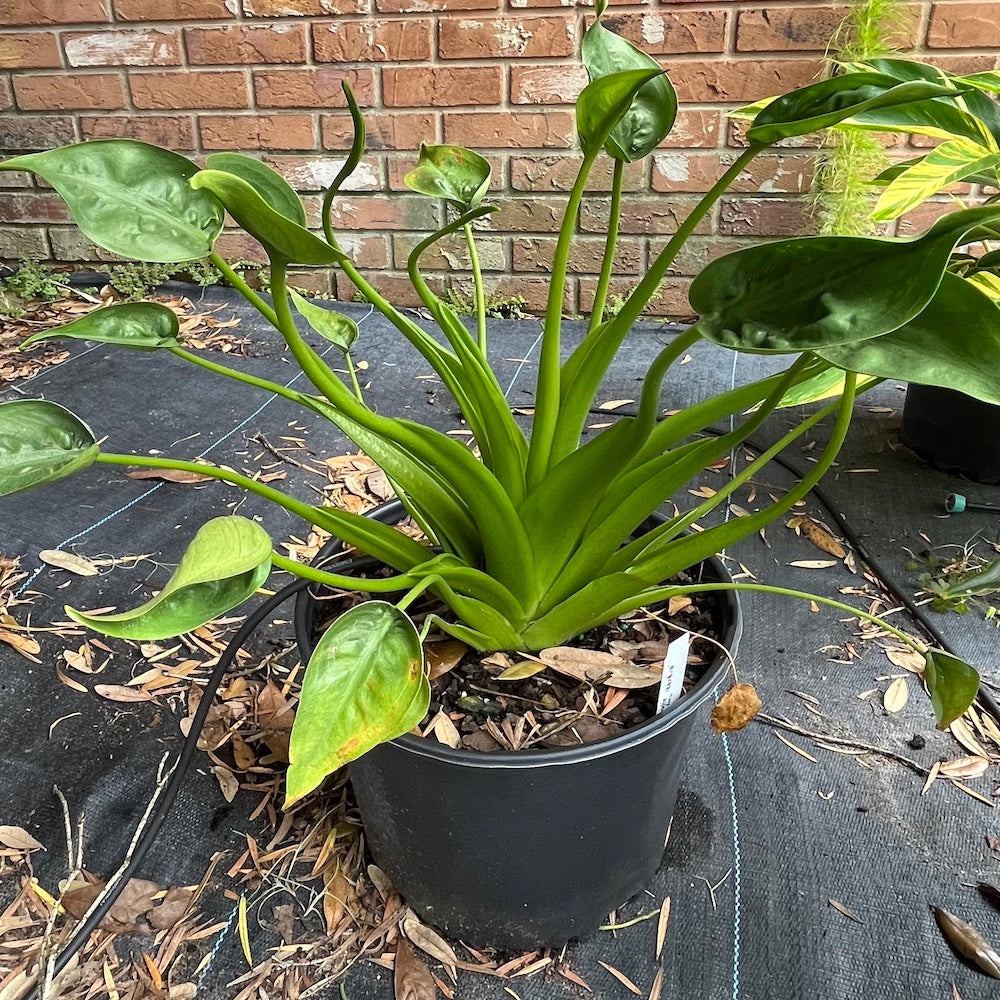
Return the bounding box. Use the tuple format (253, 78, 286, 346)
(293, 501, 742, 950)
(901, 384, 1000, 485)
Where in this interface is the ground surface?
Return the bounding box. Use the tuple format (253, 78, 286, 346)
(2, 285, 1000, 1000)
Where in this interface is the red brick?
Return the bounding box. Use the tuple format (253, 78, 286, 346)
(114, 0, 233, 19)
(510, 155, 646, 192)
(130, 70, 249, 110)
(286, 269, 335, 296)
(659, 110, 721, 149)
(718, 198, 813, 236)
(736, 7, 846, 52)
(894, 200, 960, 235)
(5, 0, 108, 25)
(580, 198, 714, 236)
(326, 194, 441, 231)
(0, 227, 50, 258)
(64, 30, 182, 67)
(81, 114, 195, 147)
(0, 192, 70, 223)
(200, 114, 316, 150)
(213, 232, 269, 264)
(264, 155, 382, 192)
(393, 233, 507, 271)
(928, 3, 1000, 48)
(512, 236, 644, 275)
(383, 67, 502, 107)
(511, 65, 588, 105)
(0, 169, 34, 189)
(14, 73, 126, 111)
(376, 0, 495, 12)
(490, 197, 566, 234)
(0, 115, 76, 151)
(0, 78, 11, 111)
(0, 32, 62, 70)
(186, 25, 308, 65)
(322, 112, 435, 151)
(669, 59, 823, 103)
(255, 68, 376, 109)
(652, 152, 815, 194)
(443, 111, 575, 148)
(475, 274, 570, 315)
(597, 10, 726, 54)
(244, 0, 369, 14)
(336, 271, 442, 310)
(579, 276, 694, 321)
(313, 19, 432, 63)
(438, 16, 577, 59)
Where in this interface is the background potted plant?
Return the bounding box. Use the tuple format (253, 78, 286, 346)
(0, 7, 996, 947)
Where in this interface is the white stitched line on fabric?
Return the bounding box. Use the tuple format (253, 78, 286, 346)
(14, 306, 374, 599)
(503, 326, 544, 400)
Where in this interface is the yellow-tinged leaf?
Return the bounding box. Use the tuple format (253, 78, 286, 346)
(883, 677, 909, 713)
(655, 898, 670, 960)
(237, 895, 252, 968)
(497, 659, 546, 681)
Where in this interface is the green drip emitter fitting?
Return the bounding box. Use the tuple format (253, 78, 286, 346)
(945, 493, 1000, 514)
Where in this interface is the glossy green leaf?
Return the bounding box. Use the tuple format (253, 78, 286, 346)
(189, 169, 343, 266)
(290, 290, 358, 353)
(692, 205, 1000, 354)
(0, 400, 99, 497)
(576, 68, 667, 158)
(0, 141, 223, 262)
(747, 74, 966, 146)
(817, 272, 1000, 405)
(967, 270, 1000, 303)
(941, 558, 1000, 598)
(873, 137, 1000, 221)
(403, 143, 491, 209)
(66, 517, 271, 641)
(204, 152, 306, 227)
(924, 649, 980, 729)
(581, 1, 677, 161)
(21, 302, 179, 351)
(285, 602, 428, 806)
(773, 366, 879, 408)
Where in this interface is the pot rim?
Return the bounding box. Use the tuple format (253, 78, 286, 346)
(294, 501, 743, 771)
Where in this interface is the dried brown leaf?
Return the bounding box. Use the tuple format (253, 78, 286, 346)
(952, 718, 991, 759)
(127, 468, 213, 484)
(977, 882, 1000, 911)
(828, 898, 862, 922)
(885, 647, 925, 673)
(402, 910, 458, 970)
(426, 640, 467, 681)
(598, 961, 642, 995)
(211, 766, 239, 803)
(394, 936, 438, 1000)
(787, 515, 847, 559)
(540, 647, 660, 689)
(939, 756, 990, 779)
(38, 549, 99, 576)
(787, 559, 838, 569)
(655, 898, 670, 960)
(882, 677, 909, 714)
(0, 628, 41, 659)
(710, 684, 762, 734)
(94, 684, 154, 703)
(933, 906, 1000, 978)
(0, 825, 44, 851)
(648, 966, 664, 1000)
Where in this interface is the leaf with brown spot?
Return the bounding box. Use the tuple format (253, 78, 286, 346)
(394, 936, 437, 1000)
(933, 906, 1000, 978)
(710, 683, 762, 733)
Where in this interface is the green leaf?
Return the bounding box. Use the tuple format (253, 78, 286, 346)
(581, 10, 677, 161)
(874, 156, 1000, 189)
(290, 289, 358, 353)
(873, 137, 1000, 221)
(747, 74, 967, 146)
(692, 204, 1000, 355)
(967, 270, 1000, 303)
(189, 169, 344, 266)
(66, 517, 271, 640)
(576, 68, 667, 158)
(773, 366, 879, 408)
(941, 558, 1000, 598)
(953, 70, 1000, 96)
(285, 602, 428, 806)
(204, 152, 306, 227)
(0, 140, 223, 262)
(403, 143, 492, 209)
(817, 272, 1000, 405)
(0, 400, 99, 497)
(923, 649, 980, 729)
(20, 302, 180, 351)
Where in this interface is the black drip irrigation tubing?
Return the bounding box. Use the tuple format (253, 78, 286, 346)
(24, 414, 1000, 994)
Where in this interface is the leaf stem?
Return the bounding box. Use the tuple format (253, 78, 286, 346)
(464, 222, 488, 352)
(589, 157, 624, 334)
(209, 252, 276, 325)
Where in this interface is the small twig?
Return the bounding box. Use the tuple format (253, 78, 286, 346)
(248, 432, 316, 472)
(755, 713, 930, 776)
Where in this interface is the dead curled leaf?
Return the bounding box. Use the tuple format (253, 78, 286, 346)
(394, 936, 438, 1000)
(933, 906, 1000, 979)
(539, 647, 661, 689)
(710, 683, 762, 733)
(402, 910, 458, 969)
(787, 515, 847, 559)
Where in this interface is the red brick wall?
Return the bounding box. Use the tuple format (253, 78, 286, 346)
(1, 1, 998, 317)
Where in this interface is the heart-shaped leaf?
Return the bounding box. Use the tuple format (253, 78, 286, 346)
(21, 302, 180, 351)
(924, 649, 980, 729)
(190, 169, 343, 266)
(576, 68, 668, 159)
(290, 290, 358, 353)
(582, 0, 677, 161)
(0, 400, 99, 497)
(817, 272, 1000, 405)
(746, 74, 967, 146)
(0, 140, 223, 262)
(285, 602, 428, 807)
(204, 152, 306, 227)
(692, 204, 1000, 354)
(66, 517, 272, 640)
(403, 143, 491, 210)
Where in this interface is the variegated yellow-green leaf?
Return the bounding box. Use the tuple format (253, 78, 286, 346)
(66, 517, 272, 640)
(873, 137, 1000, 221)
(285, 602, 428, 807)
(968, 270, 1000, 302)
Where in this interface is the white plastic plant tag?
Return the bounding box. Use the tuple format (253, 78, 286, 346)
(657, 633, 690, 712)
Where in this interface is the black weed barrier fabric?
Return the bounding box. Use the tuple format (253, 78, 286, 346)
(3, 286, 1000, 999)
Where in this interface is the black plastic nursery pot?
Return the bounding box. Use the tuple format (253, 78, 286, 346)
(900, 383, 1000, 484)
(293, 501, 742, 950)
